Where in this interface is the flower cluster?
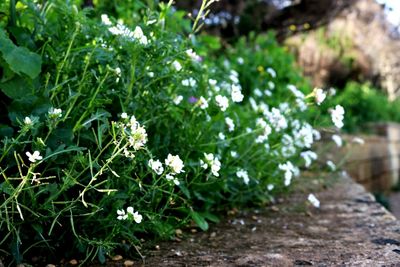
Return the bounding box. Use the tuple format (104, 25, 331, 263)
(278, 161, 299, 186)
(331, 105, 345, 129)
(119, 114, 148, 154)
(117, 206, 143, 223)
(236, 169, 250, 185)
(200, 153, 221, 177)
(148, 154, 185, 185)
(102, 14, 149, 45)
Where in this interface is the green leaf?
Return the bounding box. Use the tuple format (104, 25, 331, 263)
(0, 76, 33, 99)
(0, 124, 13, 138)
(0, 28, 41, 79)
(190, 210, 208, 231)
(179, 184, 191, 199)
(201, 212, 220, 223)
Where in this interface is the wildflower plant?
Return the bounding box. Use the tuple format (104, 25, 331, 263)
(0, 0, 344, 264)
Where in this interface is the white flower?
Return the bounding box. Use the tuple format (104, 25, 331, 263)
(210, 158, 221, 177)
(230, 151, 238, 158)
(326, 160, 336, 171)
(237, 57, 244, 64)
(331, 134, 343, 147)
(352, 137, 365, 145)
(148, 159, 164, 175)
(287, 84, 305, 99)
(265, 107, 287, 132)
(48, 107, 62, 118)
(266, 68, 276, 78)
(296, 98, 308, 111)
(267, 184, 274, 191)
(133, 211, 143, 223)
(201, 153, 221, 177)
(225, 117, 235, 132)
(209, 79, 217, 86)
(236, 169, 250, 185)
(300, 150, 318, 168)
(117, 209, 128, 220)
(307, 194, 320, 208)
(329, 87, 337, 96)
(215, 95, 229, 112)
(293, 123, 315, 148)
(268, 81, 275, 90)
(200, 159, 208, 169)
(24, 117, 32, 125)
(229, 70, 239, 83)
(26, 151, 43, 163)
(114, 67, 122, 82)
(186, 49, 201, 61)
(172, 60, 182, 71)
(313, 88, 326, 105)
(231, 84, 244, 103)
(132, 26, 148, 45)
(127, 206, 134, 215)
(249, 97, 258, 111)
(125, 115, 148, 151)
(121, 112, 128, 119)
(331, 105, 345, 129)
(182, 78, 197, 87)
(166, 173, 180, 185)
(127, 126, 147, 151)
(255, 118, 271, 143)
(218, 132, 226, 140)
(254, 88, 263, 97)
(279, 161, 299, 186)
(173, 95, 183, 105)
(165, 154, 184, 174)
(126, 207, 143, 223)
(101, 14, 112, 26)
(199, 96, 209, 109)
(119, 207, 143, 223)
(313, 129, 321, 141)
(264, 89, 272, 96)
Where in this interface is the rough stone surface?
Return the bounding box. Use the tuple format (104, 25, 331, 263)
(143, 175, 400, 266)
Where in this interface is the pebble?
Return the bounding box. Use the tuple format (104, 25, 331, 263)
(270, 206, 279, 212)
(124, 260, 134, 266)
(210, 232, 217, 238)
(155, 245, 160, 250)
(69, 259, 78, 265)
(175, 229, 183, 236)
(112, 255, 123, 261)
(46, 265, 56, 267)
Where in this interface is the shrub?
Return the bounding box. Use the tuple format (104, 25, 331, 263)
(322, 82, 400, 132)
(0, 0, 340, 263)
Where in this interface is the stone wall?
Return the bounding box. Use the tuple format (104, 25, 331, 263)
(320, 123, 400, 193)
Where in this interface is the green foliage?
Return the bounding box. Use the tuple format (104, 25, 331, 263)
(0, 0, 334, 264)
(323, 82, 400, 132)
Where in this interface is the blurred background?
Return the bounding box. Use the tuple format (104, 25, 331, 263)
(172, 0, 400, 101)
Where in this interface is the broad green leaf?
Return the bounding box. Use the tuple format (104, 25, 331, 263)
(190, 211, 209, 231)
(0, 77, 33, 99)
(0, 28, 41, 79)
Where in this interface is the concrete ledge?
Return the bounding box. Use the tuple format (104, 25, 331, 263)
(144, 175, 400, 266)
